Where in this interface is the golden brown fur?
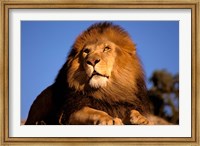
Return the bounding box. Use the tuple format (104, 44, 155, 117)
(25, 22, 157, 125)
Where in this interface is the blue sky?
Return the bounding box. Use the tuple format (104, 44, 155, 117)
(21, 21, 179, 120)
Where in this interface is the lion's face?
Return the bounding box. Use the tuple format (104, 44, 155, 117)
(82, 40, 117, 88)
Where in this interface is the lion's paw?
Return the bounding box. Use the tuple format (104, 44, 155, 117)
(113, 117, 124, 125)
(130, 110, 149, 125)
(94, 116, 123, 125)
(35, 120, 46, 125)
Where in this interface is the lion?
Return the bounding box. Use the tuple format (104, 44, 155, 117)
(25, 22, 167, 125)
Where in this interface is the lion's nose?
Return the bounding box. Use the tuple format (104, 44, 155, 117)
(86, 58, 100, 66)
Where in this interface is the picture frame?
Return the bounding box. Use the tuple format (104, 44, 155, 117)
(0, 0, 199, 145)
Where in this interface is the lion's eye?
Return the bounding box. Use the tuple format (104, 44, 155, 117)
(83, 48, 90, 54)
(103, 46, 111, 52)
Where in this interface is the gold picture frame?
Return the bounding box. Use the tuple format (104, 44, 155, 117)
(0, 0, 199, 145)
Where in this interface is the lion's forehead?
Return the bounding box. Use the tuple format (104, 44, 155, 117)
(73, 28, 135, 53)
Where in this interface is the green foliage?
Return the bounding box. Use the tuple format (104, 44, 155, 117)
(148, 69, 179, 124)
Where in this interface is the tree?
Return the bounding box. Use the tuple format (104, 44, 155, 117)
(148, 70, 179, 124)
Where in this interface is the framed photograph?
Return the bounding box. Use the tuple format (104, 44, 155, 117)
(1, 0, 199, 145)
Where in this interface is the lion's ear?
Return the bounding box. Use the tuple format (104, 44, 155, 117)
(128, 49, 136, 56)
(125, 44, 137, 56)
(122, 50, 136, 56)
(133, 50, 136, 55)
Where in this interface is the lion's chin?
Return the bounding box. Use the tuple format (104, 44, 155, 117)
(89, 75, 108, 88)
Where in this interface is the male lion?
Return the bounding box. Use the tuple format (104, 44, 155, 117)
(25, 22, 166, 125)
